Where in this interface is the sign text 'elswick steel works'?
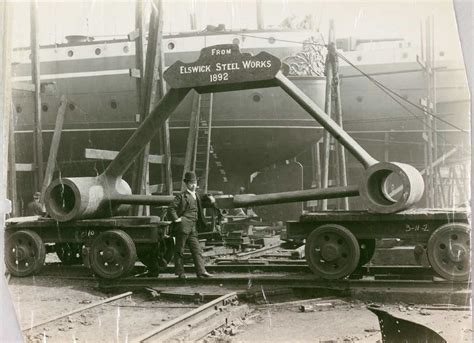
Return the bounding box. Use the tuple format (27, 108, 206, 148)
(163, 44, 282, 89)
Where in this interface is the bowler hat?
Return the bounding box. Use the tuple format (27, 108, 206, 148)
(183, 171, 197, 182)
(33, 192, 41, 198)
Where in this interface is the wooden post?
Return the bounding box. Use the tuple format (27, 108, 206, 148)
(430, 16, 441, 207)
(155, 0, 173, 195)
(131, 0, 148, 215)
(40, 95, 67, 199)
(425, 18, 434, 207)
(192, 96, 201, 172)
(256, 0, 264, 30)
(30, 0, 44, 190)
(190, 0, 197, 30)
(332, 40, 349, 210)
(2, 2, 14, 215)
(133, 0, 169, 213)
(8, 102, 18, 216)
(202, 93, 214, 193)
(321, 20, 335, 210)
(312, 139, 322, 189)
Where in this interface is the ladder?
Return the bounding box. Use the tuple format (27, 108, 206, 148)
(193, 93, 213, 193)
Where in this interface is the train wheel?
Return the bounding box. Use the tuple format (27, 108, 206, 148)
(305, 224, 360, 279)
(5, 230, 46, 277)
(357, 239, 376, 267)
(56, 243, 83, 265)
(90, 230, 137, 279)
(427, 223, 470, 281)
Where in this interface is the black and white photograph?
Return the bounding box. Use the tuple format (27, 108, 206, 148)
(0, 0, 472, 342)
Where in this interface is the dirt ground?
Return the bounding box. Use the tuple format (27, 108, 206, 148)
(6, 273, 472, 343)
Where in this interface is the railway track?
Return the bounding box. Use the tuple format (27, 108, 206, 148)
(19, 288, 246, 343)
(18, 262, 472, 308)
(95, 271, 470, 306)
(21, 292, 133, 332)
(131, 292, 245, 342)
(39, 262, 438, 278)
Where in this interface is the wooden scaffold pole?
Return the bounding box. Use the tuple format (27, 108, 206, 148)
(320, 20, 335, 210)
(30, 0, 45, 191)
(132, 0, 171, 214)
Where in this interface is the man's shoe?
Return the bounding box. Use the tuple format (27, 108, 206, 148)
(197, 272, 213, 278)
(177, 273, 187, 279)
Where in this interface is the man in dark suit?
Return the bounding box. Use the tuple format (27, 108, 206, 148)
(26, 192, 45, 216)
(168, 171, 213, 279)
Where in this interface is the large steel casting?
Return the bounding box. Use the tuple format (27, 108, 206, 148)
(44, 88, 190, 221)
(43, 45, 424, 222)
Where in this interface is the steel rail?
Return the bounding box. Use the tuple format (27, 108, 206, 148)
(38, 263, 437, 278)
(21, 291, 132, 332)
(131, 292, 237, 343)
(98, 273, 470, 291)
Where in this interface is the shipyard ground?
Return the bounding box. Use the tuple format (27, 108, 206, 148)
(8, 265, 472, 343)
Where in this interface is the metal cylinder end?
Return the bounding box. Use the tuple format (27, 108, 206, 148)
(359, 162, 424, 213)
(44, 176, 131, 222)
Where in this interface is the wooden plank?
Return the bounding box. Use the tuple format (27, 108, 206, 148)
(235, 244, 279, 259)
(12, 82, 35, 92)
(127, 28, 140, 41)
(14, 163, 34, 172)
(85, 148, 184, 166)
(30, 0, 44, 190)
(290, 244, 306, 260)
(41, 95, 67, 198)
(129, 68, 141, 78)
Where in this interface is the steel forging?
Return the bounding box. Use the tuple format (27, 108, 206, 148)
(44, 176, 132, 222)
(359, 162, 425, 213)
(110, 194, 175, 206)
(275, 71, 424, 212)
(233, 185, 360, 208)
(43, 57, 425, 220)
(275, 71, 378, 169)
(44, 88, 191, 222)
(105, 88, 191, 179)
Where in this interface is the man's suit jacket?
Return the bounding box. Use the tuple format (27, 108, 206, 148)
(168, 191, 206, 234)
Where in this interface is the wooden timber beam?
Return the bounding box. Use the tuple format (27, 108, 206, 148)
(30, 0, 44, 190)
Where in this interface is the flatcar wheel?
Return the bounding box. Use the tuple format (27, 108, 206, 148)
(305, 224, 360, 279)
(90, 230, 137, 279)
(357, 239, 376, 267)
(56, 243, 83, 265)
(427, 223, 470, 281)
(5, 230, 46, 277)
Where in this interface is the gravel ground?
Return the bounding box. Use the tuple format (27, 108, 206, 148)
(7, 273, 472, 343)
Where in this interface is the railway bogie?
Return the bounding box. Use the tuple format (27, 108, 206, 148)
(287, 209, 470, 282)
(5, 209, 470, 281)
(5, 216, 171, 279)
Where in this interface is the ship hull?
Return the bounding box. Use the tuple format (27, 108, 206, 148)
(11, 30, 470, 205)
